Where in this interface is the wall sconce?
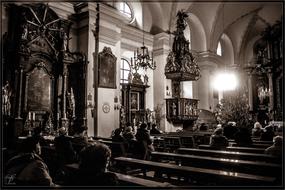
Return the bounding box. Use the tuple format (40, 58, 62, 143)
(114, 96, 121, 110)
(166, 86, 171, 96)
(114, 104, 121, 110)
(87, 93, 94, 108)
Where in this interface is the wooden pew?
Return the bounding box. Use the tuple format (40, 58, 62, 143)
(228, 139, 273, 145)
(164, 137, 181, 152)
(230, 142, 272, 148)
(198, 144, 265, 154)
(63, 163, 174, 187)
(151, 151, 281, 177)
(92, 136, 113, 141)
(113, 172, 174, 187)
(98, 140, 126, 158)
(114, 157, 276, 186)
(177, 148, 280, 163)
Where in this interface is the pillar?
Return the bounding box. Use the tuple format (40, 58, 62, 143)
(248, 74, 253, 111)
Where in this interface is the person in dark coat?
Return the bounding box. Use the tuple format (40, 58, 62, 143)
(112, 128, 127, 142)
(54, 127, 76, 165)
(234, 127, 252, 146)
(209, 127, 229, 149)
(265, 136, 282, 158)
(66, 143, 118, 186)
(135, 123, 154, 160)
(150, 124, 162, 135)
(4, 136, 55, 186)
(260, 125, 275, 141)
(223, 122, 238, 139)
(71, 125, 89, 156)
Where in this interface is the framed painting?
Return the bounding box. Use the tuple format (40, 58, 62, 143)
(130, 92, 139, 111)
(98, 47, 117, 88)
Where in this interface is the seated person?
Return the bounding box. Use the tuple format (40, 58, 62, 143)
(123, 126, 135, 142)
(260, 125, 275, 141)
(234, 127, 252, 146)
(54, 127, 76, 165)
(112, 128, 126, 142)
(199, 123, 208, 131)
(71, 125, 89, 156)
(252, 122, 263, 138)
(264, 136, 283, 157)
(150, 124, 162, 135)
(135, 123, 154, 160)
(4, 136, 55, 186)
(66, 143, 118, 186)
(223, 122, 238, 139)
(209, 127, 229, 149)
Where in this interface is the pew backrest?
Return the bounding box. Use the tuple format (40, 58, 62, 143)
(177, 148, 280, 163)
(115, 157, 276, 186)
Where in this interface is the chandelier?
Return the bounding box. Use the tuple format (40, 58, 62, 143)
(258, 86, 270, 104)
(131, 44, 156, 71)
(131, 3, 156, 72)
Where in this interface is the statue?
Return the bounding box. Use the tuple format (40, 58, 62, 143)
(67, 88, 76, 118)
(2, 81, 11, 116)
(172, 102, 177, 116)
(144, 74, 149, 85)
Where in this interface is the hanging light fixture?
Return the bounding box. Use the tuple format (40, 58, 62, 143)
(131, 3, 156, 72)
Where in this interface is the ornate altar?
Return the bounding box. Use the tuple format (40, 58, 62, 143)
(3, 3, 86, 137)
(243, 20, 282, 122)
(164, 10, 201, 128)
(121, 72, 149, 125)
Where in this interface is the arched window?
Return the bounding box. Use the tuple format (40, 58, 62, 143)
(118, 2, 132, 19)
(120, 58, 131, 84)
(217, 41, 222, 56)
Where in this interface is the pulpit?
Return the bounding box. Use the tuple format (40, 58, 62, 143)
(164, 10, 201, 129)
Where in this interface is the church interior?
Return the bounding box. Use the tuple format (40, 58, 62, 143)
(1, 1, 284, 189)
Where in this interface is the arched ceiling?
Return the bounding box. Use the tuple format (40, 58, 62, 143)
(142, 1, 282, 65)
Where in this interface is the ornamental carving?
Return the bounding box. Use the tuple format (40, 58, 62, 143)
(165, 10, 200, 81)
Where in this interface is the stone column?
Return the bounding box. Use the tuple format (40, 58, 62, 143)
(248, 74, 253, 111)
(153, 32, 171, 132)
(16, 67, 24, 119)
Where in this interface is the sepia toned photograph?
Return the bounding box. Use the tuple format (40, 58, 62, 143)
(1, 1, 284, 190)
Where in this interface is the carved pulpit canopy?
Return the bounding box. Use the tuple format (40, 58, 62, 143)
(165, 10, 201, 81)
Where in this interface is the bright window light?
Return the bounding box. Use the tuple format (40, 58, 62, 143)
(217, 41, 222, 56)
(119, 2, 132, 18)
(213, 72, 238, 91)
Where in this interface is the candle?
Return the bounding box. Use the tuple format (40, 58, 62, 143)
(57, 113, 60, 120)
(28, 112, 31, 120)
(32, 112, 36, 121)
(63, 113, 66, 119)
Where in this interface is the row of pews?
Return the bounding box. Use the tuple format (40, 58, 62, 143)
(92, 135, 282, 187)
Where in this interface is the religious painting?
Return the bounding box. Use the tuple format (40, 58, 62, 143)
(98, 47, 117, 88)
(25, 63, 53, 112)
(130, 92, 139, 111)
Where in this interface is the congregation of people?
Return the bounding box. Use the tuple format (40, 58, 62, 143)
(3, 119, 283, 187)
